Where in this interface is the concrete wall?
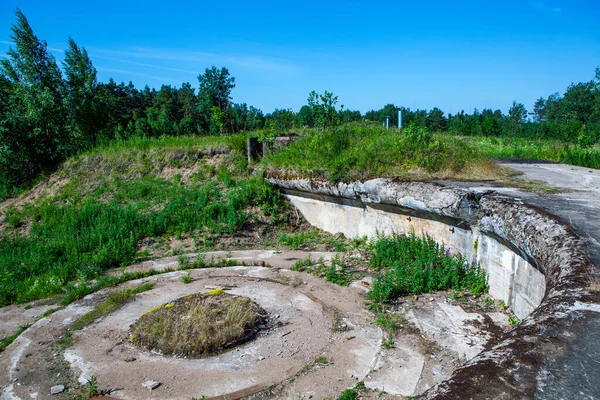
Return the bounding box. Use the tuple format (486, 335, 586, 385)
(267, 175, 595, 398)
(284, 192, 545, 319)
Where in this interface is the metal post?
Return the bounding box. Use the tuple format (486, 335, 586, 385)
(398, 110, 402, 130)
(385, 116, 390, 130)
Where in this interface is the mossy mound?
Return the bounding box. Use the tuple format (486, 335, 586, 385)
(130, 290, 267, 358)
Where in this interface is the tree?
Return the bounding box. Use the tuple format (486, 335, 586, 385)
(177, 82, 199, 134)
(533, 97, 546, 122)
(508, 101, 528, 124)
(426, 107, 446, 131)
(0, 9, 68, 186)
(297, 105, 315, 127)
(562, 81, 595, 124)
(63, 37, 103, 148)
(307, 90, 340, 129)
(197, 66, 235, 134)
(265, 108, 296, 132)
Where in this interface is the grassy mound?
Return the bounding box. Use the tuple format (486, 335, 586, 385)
(130, 290, 267, 358)
(262, 123, 509, 182)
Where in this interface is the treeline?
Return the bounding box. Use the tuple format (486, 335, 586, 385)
(1, 9, 600, 193)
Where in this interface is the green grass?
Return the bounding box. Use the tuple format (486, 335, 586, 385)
(461, 135, 600, 169)
(367, 233, 487, 303)
(277, 229, 320, 249)
(71, 282, 154, 330)
(0, 323, 32, 352)
(263, 122, 508, 182)
(0, 134, 287, 306)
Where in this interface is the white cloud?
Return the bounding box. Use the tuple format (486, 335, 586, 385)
(95, 66, 179, 84)
(531, 1, 562, 13)
(93, 54, 197, 75)
(90, 46, 302, 73)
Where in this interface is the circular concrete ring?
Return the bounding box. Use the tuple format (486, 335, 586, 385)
(63, 266, 381, 399)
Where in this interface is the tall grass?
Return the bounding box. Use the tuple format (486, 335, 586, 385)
(0, 134, 285, 306)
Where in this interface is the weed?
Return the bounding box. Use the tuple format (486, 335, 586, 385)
(375, 311, 404, 334)
(71, 282, 154, 330)
(354, 381, 368, 392)
(86, 376, 99, 397)
(315, 356, 328, 365)
(56, 332, 73, 349)
(263, 122, 508, 182)
(325, 257, 351, 286)
(382, 337, 394, 349)
(178, 255, 191, 270)
(277, 229, 320, 250)
(508, 315, 519, 325)
(195, 256, 207, 269)
(482, 296, 494, 309)
(338, 389, 358, 400)
(292, 256, 351, 286)
(181, 273, 192, 284)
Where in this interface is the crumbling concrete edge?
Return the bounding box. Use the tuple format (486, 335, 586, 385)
(266, 174, 597, 399)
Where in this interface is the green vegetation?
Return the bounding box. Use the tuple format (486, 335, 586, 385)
(181, 273, 193, 284)
(71, 282, 153, 330)
(375, 311, 404, 334)
(315, 356, 328, 365)
(367, 233, 487, 303)
(0, 323, 32, 352)
(462, 135, 600, 169)
(0, 9, 596, 314)
(292, 256, 351, 286)
(264, 123, 506, 182)
(130, 291, 264, 358)
(337, 389, 358, 400)
(1, 8, 599, 199)
(0, 134, 296, 306)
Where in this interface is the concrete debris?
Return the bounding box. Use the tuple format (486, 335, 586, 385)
(142, 380, 161, 391)
(50, 385, 65, 395)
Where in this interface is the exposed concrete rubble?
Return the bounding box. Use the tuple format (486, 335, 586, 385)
(266, 173, 598, 399)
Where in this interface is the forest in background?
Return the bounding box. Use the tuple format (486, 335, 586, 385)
(1, 9, 600, 195)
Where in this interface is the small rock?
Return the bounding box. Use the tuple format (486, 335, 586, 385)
(258, 356, 265, 361)
(142, 380, 161, 391)
(50, 385, 65, 395)
(124, 357, 137, 362)
(30, 393, 38, 399)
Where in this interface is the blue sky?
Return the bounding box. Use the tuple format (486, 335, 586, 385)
(1, 1, 599, 114)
